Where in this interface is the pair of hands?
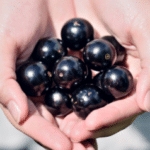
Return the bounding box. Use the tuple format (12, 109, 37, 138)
(0, 0, 149, 149)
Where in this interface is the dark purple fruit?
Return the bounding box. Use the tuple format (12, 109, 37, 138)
(31, 37, 67, 69)
(70, 66, 92, 92)
(53, 56, 88, 92)
(93, 72, 115, 103)
(102, 66, 134, 99)
(61, 18, 94, 51)
(17, 61, 52, 97)
(45, 87, 72, 116)
(102, 36, 126, 63)
(72, 84, 107, 119)
(83, 39, 117, 71)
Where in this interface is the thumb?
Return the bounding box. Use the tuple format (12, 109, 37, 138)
(132, 23, 150, 112)
(0, 35, 28, 123)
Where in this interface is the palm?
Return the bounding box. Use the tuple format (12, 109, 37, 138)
(0, 0, 97, 149)
(0, 1, 74, 149)
(0, 0, 148, 148)
(58, 0, 146, 142)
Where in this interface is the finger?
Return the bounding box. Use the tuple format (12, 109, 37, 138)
(1, 99, 72, 150)
(70, 115, 136, 142)
(36, 103, 58, 127)
(61, 118, 78, 137)
(62, 85, 140, 141)
(70, 120, 93, 142)
(59, 112, 80, 134)
(85, 93, 141, 130)
(131, 14, 150, 111)
(0, 36, 28, 123)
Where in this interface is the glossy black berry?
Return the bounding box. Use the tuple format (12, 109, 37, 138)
(53, 56, 88, 91)
(17, 61, 52, 97)
(83, 39, 117, 71)
(72, 84, 107, 119)
(61, 18, 94, 51)
(102, 66, 134, 99)
(31, 37, 67, 69)
(45, 87, 72, 116)
(70, 66, 92, 92)
(93, 72, 115, 103)
(102, 36, 126, 64)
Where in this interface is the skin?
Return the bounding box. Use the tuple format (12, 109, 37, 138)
(60, 0, 150, 142)
(0, 0, 150, 149)
(0, 0, 95, 149)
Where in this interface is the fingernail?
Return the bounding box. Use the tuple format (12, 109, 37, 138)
(144, 91, 150, 112)
(7, 101, 21, 123)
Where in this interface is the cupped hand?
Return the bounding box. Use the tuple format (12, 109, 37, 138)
(0, 0, 77, 149)
(1, 0, 149, 148)
(59, 0, 150, 142)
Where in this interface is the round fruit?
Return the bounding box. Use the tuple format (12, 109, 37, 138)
(61, 18, 94, 51)
(53, 56, 88, 91)
(71, 66, 92, 91)
(31, 37, 67, 69)
(72, 84, 107, 119)
(93, 72, 115, 103)
(45, 87, 72, 116)
(102, 66, 134, 99)
(17, 61, 52, 97)
(83, 39, 117, 71)
(102, 36, 126, 63)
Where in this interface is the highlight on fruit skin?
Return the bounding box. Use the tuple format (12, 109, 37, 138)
(83, 39, 117, 71)
(71, 84, 107, 119)
(101, 35, 126, 64)
(102, 65, 134, 100)
(44, 87, 72, 117)
(61, 18, 94, 51)
(31, 37, 67, 70)
(53, 56, 88, 92)
(16, 17, 134, 120)
(16, 61, 52, 97)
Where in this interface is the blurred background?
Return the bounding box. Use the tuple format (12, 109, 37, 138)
(0, 108, 150, 150)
